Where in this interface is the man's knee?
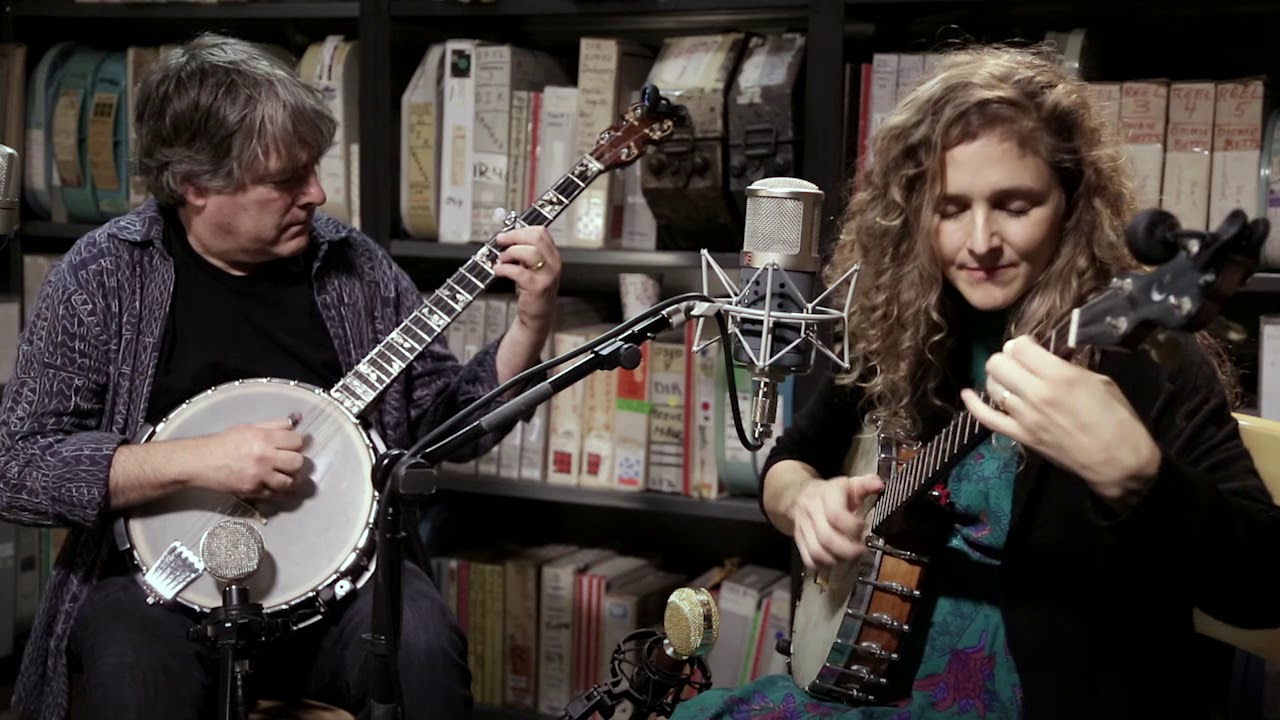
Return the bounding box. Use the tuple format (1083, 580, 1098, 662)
(395, 563, 472, 717)
(398, 564, 467, 670)
(68, 578, 212, 719)
(72, 576, 206, 672)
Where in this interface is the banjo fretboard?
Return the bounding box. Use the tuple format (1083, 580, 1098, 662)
(328, 154, 607, 418)
(869, 316, 1078, 533)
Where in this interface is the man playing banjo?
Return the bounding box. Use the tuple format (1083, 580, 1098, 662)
(0, 33, 562, 720)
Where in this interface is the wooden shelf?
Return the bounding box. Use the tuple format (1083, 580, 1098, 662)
(474, 705, 552, 720)
(473, 706, 554, 720)
(391, 239, 737, 272)
(8, 0, 359, 19)
(21, 222, 1280, 294)
(1242, 273, 1280, 293)
(21, 221, 96, 241)
(21, 222, 1280, 295)
(16, 224, 738, 272)
(389, 0, 807, 17)
(388, 0, 808, 32)
(433, 472, 768, 524)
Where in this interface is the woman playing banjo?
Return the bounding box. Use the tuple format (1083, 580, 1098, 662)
(674, 44, 1280, 720)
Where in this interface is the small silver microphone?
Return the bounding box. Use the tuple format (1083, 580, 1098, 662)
(0, 144, 19, 236)
(200, 520, 264, 583)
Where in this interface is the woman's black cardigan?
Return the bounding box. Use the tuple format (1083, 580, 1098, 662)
(760, 331, 1280, 719)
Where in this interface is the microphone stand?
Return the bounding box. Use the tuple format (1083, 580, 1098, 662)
(559, 628, 714, 720)
(190, 583, 285, 720)
(360, 308, 680, 720)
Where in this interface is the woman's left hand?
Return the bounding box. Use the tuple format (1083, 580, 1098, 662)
(960, 335, 1162, 509)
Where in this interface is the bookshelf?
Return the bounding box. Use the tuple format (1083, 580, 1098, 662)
(1243, 273, 1280, 294)
(391, 239, 740, 272)
(387, 0, 810, 16)
(19, 222, 94, 241)
(433, 472, 769, 523)
(24, 222, 1280, 293)
(7, 0, 359, 19)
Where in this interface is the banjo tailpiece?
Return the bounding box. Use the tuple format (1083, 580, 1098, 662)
(141, 540, 205, 605)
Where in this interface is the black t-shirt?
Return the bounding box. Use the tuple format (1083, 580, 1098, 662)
(144, 208, 345, 425)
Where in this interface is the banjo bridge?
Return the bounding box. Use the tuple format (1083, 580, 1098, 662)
(234, 498, 269, 525)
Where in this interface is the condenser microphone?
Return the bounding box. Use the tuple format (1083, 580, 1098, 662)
(627, 586, 719, 707)
(558, 586, 719, 720)
(0, 144, 19, 237)
(693, 176, 860, 449)
(200, 519, 265, 583)
(193, 519, 276, 720)
(736, 177, 825, 441)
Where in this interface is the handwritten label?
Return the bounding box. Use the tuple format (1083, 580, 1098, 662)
(87, 92, 120, 193)
(52, 89, 83, 187)
(404, 103, 436, 236)
(1213, 80, 1264, 152)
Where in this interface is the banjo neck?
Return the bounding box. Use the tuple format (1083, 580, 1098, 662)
(327, 154, 609, 419)
(868, 316, 1079, 534)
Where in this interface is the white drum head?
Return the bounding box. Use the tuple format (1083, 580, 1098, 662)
(792, 425, 884, 686)
(790, 558, 863, 686)
(126, 378, 377, 614)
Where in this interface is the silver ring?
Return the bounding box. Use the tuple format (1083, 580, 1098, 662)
(1000, 388, 1011, 409)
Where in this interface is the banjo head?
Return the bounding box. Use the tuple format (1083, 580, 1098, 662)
(789, 419, 933, 701)
(790, 556, 867, 686)
(790, 423, 882, 688)
(123, 378, 378, 620)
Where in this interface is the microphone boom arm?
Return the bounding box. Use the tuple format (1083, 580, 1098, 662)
(361, 300, 718, 718)
(405, 306, 680, 475)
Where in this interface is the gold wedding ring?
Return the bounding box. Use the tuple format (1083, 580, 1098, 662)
(532, 259, 546, 271)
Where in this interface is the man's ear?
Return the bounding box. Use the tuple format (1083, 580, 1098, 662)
(181, 183, 209, 209)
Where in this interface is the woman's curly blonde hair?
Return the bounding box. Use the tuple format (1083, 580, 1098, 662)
(827, 43, 1236, 439)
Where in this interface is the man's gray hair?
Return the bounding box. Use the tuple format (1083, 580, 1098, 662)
(134, 33, 337, 205)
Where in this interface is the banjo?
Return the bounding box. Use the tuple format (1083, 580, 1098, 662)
(784, 207, 1267, 705)
(112, 85, 684, 630)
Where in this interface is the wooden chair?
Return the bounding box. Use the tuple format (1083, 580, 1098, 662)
(1192, 412, 1280, 664)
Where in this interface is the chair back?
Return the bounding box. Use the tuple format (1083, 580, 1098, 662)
(1192, 412, 1280, 663)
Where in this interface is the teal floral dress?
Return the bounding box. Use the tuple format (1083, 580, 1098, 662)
(674, 314, 1023, 720)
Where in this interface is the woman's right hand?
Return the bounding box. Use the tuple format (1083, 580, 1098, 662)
(790, 474, 885, 570)
(191, 419, 307, 498)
